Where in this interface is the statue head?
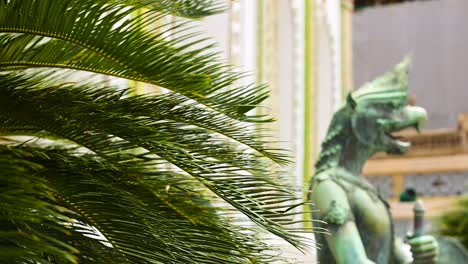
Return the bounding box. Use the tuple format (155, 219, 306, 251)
(346, 57, 427, 155)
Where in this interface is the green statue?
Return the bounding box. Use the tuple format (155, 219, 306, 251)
(308, 58, 439, 264)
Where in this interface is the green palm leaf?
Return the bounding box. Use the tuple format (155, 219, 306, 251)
(0, 73, 305, 247)
(0, 146, 78, 263)
(115, 0, 226, 18)
(0, 0, 314, 263)
(0, 0, 263, 117)
(2, 144, 298, 263)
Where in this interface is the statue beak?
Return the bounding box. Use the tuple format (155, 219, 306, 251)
(406, 106, 428, 132)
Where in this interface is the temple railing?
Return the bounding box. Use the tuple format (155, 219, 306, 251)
(364, 113, 468, 219)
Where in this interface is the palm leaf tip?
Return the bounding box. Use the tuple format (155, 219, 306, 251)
(118, 0, 227, 18)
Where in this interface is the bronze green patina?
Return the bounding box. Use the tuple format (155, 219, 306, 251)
(308, 58, 440, 264)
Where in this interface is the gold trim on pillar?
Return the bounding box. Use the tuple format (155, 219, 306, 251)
(304, 0, 318, 186)
(341, 0, 354, 95)
(228, 1, 241, 66)
(256, 0, 280, 140)
(131, 8, 163, 95)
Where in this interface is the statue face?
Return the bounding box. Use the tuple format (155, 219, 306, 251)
(351, 102, 427, 155)
(346, 57, 427, 155)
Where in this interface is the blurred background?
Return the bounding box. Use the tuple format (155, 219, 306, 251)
(171, 0, 468, 261)
(199, 0, 468, 232)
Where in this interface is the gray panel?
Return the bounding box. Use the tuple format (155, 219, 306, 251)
(404, 172, 468, 196)
(394, 218, 413, 238)
(353, 0, 468, 129)
(393, 218, 435, 238)
(367, 176, 394, 198)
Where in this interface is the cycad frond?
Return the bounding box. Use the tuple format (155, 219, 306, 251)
(0, 0, 313, 263)
(116, 0, 227, 18)
(2, 144, 296, 263)
(0, 146, 78, 263)
(0, 73, 306, 249)
(0, 0, 262, 117)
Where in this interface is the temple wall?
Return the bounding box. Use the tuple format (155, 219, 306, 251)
(353, 0, 468, 129)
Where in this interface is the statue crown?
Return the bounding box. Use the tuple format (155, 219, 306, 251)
(350, 57, 410, 107)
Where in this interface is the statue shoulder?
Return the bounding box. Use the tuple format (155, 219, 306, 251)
(309, 169, 354, 225)
(309, 169, 344, 197)
(310, 168, 353, 187)
(313, 171, 331, 182)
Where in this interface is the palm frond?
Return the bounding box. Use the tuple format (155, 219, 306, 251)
(0, 1, 315, 263)
(3, 144, 297, 263)
(116, 0, 227, 18)
(0, 146, 78, 264)
(0, 0, 262, 117)
(0, 73, 309, 251)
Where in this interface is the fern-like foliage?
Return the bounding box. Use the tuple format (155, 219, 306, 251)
(436, 197, 468, 249)
(0, 1, 312, 263)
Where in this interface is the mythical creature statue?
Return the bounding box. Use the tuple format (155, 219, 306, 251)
(308, 58, 439, 264)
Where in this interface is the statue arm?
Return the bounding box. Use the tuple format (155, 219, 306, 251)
(310, 178, 375, 264)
